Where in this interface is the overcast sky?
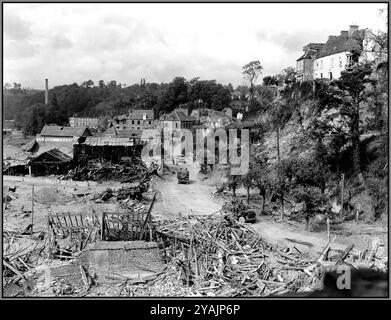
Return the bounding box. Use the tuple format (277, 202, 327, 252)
(4, 3, 388, 89)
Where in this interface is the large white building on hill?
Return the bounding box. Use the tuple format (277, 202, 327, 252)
(296, 25, 379, 82)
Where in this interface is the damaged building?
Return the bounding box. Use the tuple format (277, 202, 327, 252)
(28, 148, 73, 176)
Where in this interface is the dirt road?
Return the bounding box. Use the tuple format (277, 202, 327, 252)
(152, 164, 387, 257)
(152, 163, 222, 217)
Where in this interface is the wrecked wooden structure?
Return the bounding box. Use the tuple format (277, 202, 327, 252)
(73, 137, 144, 164)
(29, 148, 73, 176)
(47, 193, 157, 260)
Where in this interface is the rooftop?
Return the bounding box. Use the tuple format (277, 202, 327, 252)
(160, 110, 195, 122)
(316, 29, 365, 59)
(30, 148, 72, 163)
(128, 109, 154, 120)
(84, 136, 138, 146)
(40, 125, 91, 137)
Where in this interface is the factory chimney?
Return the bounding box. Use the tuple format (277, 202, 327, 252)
(45, 79, 49, 105)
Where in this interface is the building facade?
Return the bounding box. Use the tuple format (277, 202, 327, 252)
(296, 43, 324, 82)
(313, 26, 365, 80)
(160, 109, 195, 131)
(112, 109, 155, 131)
(69, 117, 99, 129)
(296, 25, 367, 81)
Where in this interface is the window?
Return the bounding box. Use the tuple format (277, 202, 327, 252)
(329, 72, 333, 80)
(132, 120, 134, 124)
(339, 57, 342, 68)
(320, 73, 323, 78)
(330, 58, 334, 68)
(137, 120, 140, 125)
(320, 60, 323, 69)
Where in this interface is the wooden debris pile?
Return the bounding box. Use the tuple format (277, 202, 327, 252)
(3, 229, 48, 291)
(152, 215, 319, 296)
(47, 212, 101, 260)
(63, 158, 149, 182)
(92, 181, 150, 203)
(147, 215, 388, 297)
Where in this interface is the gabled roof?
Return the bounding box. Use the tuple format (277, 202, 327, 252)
(30, 148, 72, 163)
(40, 125, 91, 137)
(160, 110, 194, 122)
(84, 136, 137, 146)
(297, 49, 318, 61)
(316, 30, 365, 59)
(128, 109, 154, 120)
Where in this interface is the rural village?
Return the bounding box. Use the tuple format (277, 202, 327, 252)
(2, 8, 389, 299)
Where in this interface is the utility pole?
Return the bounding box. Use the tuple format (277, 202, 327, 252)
(31, 185, 34, 235)
(277, 126, 284, 219)
(340, 173, 345, 220)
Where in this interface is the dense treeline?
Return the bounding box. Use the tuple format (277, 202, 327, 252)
(4, 77, 233, 135)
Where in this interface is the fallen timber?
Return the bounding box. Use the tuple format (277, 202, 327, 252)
(147, 215, 388, 297)
(62, 158, 152, 183)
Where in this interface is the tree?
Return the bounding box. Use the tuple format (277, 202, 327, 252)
(282, 67, 297, 84)
(21, 103, 46, 135)
(242, 61, 263, 106)
(45, 93, 61, 125)
(263, 75, 279, 86)
(329, 63, 375, 177)
(251, 154, 273, 212)
(86, 80, 94, 88)
(157, 77, 189, 114)
(98, 80, 105, 88)
(107, 80, 117, 89)
(292, 186, 327, 231)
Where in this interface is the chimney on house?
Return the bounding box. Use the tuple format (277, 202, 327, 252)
(349, 25, 359, 37)
(340, 30, 349, 38)
(45, 79, 49, 105)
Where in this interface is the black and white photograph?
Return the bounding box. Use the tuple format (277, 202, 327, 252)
(1, 1, 389, 301)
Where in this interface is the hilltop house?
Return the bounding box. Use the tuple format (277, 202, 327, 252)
(313, 25, 366, 80)
(296, 25, 368, 81)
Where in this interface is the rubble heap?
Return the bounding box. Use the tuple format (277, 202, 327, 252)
(63, 158, 151, 182)
(129, 215, 387, 297)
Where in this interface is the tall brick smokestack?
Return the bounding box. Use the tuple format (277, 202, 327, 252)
(45, 79, 49, 105)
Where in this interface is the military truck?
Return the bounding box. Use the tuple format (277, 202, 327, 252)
(177, 167, 189, 184)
